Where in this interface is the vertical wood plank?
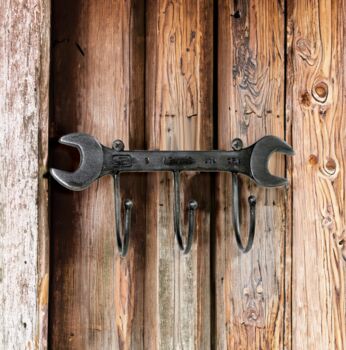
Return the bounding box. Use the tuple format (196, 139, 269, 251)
(288, 0, 346, 348)
(0, 0, 50, 348)
(50, 1, 145, 348)
(216, 1, 289, 348)
(145, 1, 213, 349)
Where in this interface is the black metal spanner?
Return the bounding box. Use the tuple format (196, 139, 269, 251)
(50, 133, 294, 256)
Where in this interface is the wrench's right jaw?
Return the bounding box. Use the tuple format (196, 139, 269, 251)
(250, 135, 294, 187)
(50, 133, 104, 191)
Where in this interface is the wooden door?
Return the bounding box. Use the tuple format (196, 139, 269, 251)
(1, 1, 346, 349)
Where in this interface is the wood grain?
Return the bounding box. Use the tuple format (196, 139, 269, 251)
(145, 1, 213, 349)
(49, 1, 145, 348)
(0, 0, 50, 348)
(288, 0, 346, 348)
(215, 1, 289, 348)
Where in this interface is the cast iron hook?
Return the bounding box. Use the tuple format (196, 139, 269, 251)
(232, 174, 256, 253)
(231, 138, 256, 253)
(113, 172, 133, 257)
(112, 140, 133, 257)
(173, 171, 198, 254)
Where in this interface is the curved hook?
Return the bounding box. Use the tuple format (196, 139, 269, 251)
(232, 174, 256, 253)
(173, 171, 198, 254)
(113, 173, 133, 257)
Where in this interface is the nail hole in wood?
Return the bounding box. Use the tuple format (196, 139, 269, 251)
(231, 10, 241, 18)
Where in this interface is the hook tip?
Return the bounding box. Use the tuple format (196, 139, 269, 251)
(248, 195, 256, 206)
(188, 199, 198, 210)
(124, 199, 133, 209)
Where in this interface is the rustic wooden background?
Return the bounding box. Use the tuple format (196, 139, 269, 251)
(1, 0, 346, 349)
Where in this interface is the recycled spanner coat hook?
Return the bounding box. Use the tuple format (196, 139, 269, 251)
(50, 133, 294, 256)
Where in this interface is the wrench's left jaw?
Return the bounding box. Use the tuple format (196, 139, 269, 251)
(50, 133, 104, 191)
(50, 168, 92, 191)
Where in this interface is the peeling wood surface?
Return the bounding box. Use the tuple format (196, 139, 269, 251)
(215, 1, 289, 349)
(0, 0, 50, 349)
(145, 1, 213, 349)
(288, 0, 346, 349)
(49, 1, 145, 349)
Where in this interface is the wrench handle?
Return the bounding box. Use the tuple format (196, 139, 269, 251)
(101, 147, 253, 177)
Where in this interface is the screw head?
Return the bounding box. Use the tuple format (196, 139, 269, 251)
(232, 138, 243, 151)
(112, 139, 125, 151)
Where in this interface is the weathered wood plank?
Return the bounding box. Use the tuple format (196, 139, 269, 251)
(287, 0, 346, 348)
(0, 0, 50, 349)
(49, 1, 145, 348)
(215, 1, 289, 348)
(145, 1, 213, 349)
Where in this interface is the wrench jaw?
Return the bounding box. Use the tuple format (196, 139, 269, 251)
(50, 133, 104, 191)
(250, 135, 294, 187)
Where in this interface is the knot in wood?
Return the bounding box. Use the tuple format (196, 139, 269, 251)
(309, 154, 319, 166)
(324, 158, 337, 177)
(312, 81, 328, 103)
(300, 91, 311, 107)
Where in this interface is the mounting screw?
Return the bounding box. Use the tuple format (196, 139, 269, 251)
(112, 139, 125, 151)
(231, 138, 243, 151)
